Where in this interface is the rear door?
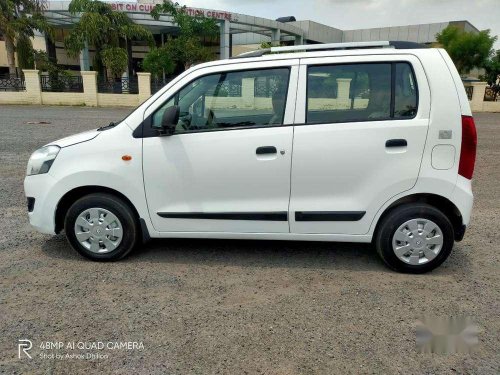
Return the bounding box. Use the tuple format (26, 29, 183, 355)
(289, 54, 430, 235)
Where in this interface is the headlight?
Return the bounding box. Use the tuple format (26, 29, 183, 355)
(26, 145, 60, 176)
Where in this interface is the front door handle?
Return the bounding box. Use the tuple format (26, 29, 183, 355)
(385, 139, 407, 148)
(256, 146, 277, 155)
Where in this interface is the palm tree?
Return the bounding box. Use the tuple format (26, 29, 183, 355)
(64, 0, 153, 77)
(0, 0, 52, 75)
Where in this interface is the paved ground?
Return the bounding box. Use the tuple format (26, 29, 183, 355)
(0, 106, 498, 374)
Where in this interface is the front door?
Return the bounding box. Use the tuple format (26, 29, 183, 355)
(142, 63, 298, 233)
(289, 55, 430, 235)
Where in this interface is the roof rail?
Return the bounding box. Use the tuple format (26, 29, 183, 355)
(233, 41, 426, 59)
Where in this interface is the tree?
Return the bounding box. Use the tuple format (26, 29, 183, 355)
(482, 50, 500, 100)
(435, 26, 497, 74)
(0, 0, 52, 75)
(64, 0, 153, 77)
(33, 49, 73, 91)
(101, 47, 128, 79)
(16, 34, 35, 70)
(141, 47, 175, 79)
(151, 1, 218, 70)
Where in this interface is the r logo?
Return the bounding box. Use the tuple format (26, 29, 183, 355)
(18, 339, 32, 359)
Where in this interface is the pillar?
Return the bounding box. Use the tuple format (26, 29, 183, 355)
(79, 41, 90, 71)
(336, 78, 352, 109)
(126, 38, 133, 78)
(45, 34, 57, 65)
(271, 29, 281, 46)
(294, 35, 304, 46)
(137, 72, 151, 103)
(220, 20, 230, 60)
(81, 71, 98, 107)
(470, 82, 487, 112)
(241, 77, 255, 108)
(23, 69, 42, 104)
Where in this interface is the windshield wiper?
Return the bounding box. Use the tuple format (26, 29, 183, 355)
(97, 121, 117, 131)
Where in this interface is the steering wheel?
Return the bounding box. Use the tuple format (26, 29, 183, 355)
(179, 111, 192, 130)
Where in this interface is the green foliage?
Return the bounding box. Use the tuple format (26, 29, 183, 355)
(101, 47, 128, 78)
(151, 1, 218, 38)
(260, 41, 285, 49)
(64, 0, 153, 73)
(481, 50, 500, 100)
(16, 34, 35, 70)
(33, 50, 68, 75)
(0, 0, 53, 74)
(141, 47, 175, 79)
(163, 35, 215, 71)
(436, 26, 497, 74)
(151, 1, 218, 69)
(33, 49, 72, 91)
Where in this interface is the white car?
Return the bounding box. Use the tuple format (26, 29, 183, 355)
(24, 41, 476, 273)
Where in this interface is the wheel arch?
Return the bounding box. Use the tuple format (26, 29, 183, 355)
(55, 186, 144, 236)
(373, 193, 465, 241)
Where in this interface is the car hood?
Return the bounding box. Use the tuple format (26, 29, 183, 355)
(47, 129, 100, 148)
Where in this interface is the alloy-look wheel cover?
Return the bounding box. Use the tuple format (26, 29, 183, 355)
(392, 218, 444, 265)
(74, 207, 123, 254)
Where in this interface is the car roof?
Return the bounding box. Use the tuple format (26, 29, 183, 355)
(194, 41, 433, 70)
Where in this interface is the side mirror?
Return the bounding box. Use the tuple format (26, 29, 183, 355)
(159, 105, 180, 135)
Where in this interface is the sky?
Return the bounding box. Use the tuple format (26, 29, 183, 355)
(180, 0, 500, 48)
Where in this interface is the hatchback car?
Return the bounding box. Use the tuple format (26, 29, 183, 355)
(24, 41, 476, 273)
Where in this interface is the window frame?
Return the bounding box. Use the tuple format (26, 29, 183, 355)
(304, 61, 419, 125)
(141, 66, 293, 137)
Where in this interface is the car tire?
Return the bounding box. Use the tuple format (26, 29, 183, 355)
(374, 203, 454, 273)
(64, 193, 139, 261)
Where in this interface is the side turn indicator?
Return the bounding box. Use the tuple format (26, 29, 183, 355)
(122, 155, 132, 161)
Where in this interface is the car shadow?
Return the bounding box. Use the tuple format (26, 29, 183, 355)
(41, 235, 386, 271)
(132, 238, 386, 272)
(41, 235, 471, 275)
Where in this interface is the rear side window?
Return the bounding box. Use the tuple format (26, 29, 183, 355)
(306, 62, 417, 124)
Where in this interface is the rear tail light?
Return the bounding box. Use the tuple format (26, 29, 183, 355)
(458, 115, 477, 179)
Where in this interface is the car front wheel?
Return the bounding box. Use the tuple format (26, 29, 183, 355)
(64, 193, 139, 261)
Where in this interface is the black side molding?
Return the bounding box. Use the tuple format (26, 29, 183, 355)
(158, 212, 288, 221)
(295, 211, 365, 222)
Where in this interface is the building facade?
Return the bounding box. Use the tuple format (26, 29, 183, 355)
(0, 0, 480, 75)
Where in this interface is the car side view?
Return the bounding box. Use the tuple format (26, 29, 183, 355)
(24, 41, 477, 273)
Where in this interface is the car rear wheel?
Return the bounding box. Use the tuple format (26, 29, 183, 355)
(64, 193, 139, 261)
(374, 203, 454, 273)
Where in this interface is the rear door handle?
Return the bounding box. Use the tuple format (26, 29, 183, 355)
(385, 139, 407, 148)
(256, 146, 277, 155)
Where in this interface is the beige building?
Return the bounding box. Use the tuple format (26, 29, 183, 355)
(0, 0, 480, 76)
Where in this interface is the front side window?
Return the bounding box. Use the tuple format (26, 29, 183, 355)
(152, 68, 290, 133)
(306, 62, 417, 124)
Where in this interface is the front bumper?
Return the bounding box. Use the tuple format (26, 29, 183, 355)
(24, 173, 59, 235)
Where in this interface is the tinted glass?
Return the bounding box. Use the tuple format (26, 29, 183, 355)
(306, 62, 418, 124)
(394, 63, 418, 118)
(152, 68, 290, 133)
(307, 63, 392, 124)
